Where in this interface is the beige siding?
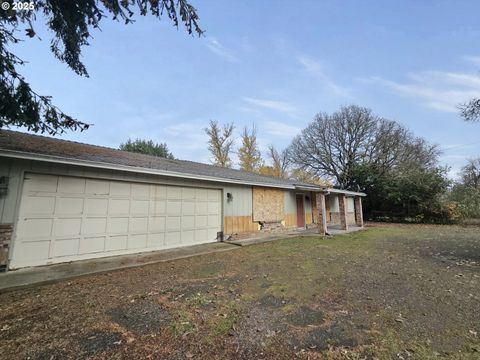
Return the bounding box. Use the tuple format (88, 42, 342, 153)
(223, 185, 252, 216)
(284, 191, 296, 214)
(347, 197, 355, 212)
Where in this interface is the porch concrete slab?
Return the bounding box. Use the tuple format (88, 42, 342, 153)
(227, 233, 298, 246)
(327, 225, 365, 235)
(0, 242, 239, 293)
(227, 226, 366, 246)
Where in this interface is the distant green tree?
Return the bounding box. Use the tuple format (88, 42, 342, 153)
(1, 0, 203, 135)
(449, 185, 480, 219)
(351, 162, 451, 222)
(448, 157, 480, 219)
(119, 139, 175, 159)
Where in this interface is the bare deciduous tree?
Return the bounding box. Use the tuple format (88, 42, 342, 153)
(459, 98, 480, 122)
(289, 105, 439, 188)
(258, 165, 277, 177)
(268, 145, 290, 179)
(290, 168, 331, 186)
(460, 158, 480, 188)
(238, 125, 263, 172)
(204, 120, 235, 168)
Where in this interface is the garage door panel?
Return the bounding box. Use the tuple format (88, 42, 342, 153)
(12, 174, 222, 269)
(131, 200, 149, 215)
(166, 216, 181, 230)
(196, 202, 208, 214)
(58, 177, 85, 194)
(106, 235, 127, 251)
(182, 200, 195, 214)
(154, 185, 167, 199)
(79, 236, 105, 254)
(110, 182, 130, 196)
(182, 215, 195, 229)
(208, 228, 219, 241)
(56, 197, 84, 215)
(24, 174, 58, 193)
(16, 241, 50, 262)
(130, 217, 148, 233)
(182, 188, 195, 199)
(196, 215, 208, 228)
(153, 200, 166, 215)
(208, 201, 220, 214)
(109, 199, 130, 214)
(196, 188, 208, 200)
(150, 216, 166, 232)
(167, 200, 181, 214)
(208, 215, 220, 227)
(54, 238, 79, 257)
(108, 217, 129, 233)
(54, 218, 81, 237)
(86, 179, 109, 195)
(182, 230, 195, 244)
(208, 189, 220, 201)
(17, 218, 53, 238)
(148, 233, 165, 247)
(167, 186, 182, 199)
(129, 234, 147, 249)
(195, 229, 207, 242)
(132, 184, 150, 198)
(85, 198, 108, 215)
(165, 231, 181, 246)
(84, 218, 107, 235)
(23, 196, 55, 215)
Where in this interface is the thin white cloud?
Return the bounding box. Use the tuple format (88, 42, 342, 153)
(243, 97, 297, 115)
(263, 120, 301, 138)
(463, 55, 480, 66)
(297, 55, 350, 97)
(362, 70, 480, 113)
(205, 37, 240, 63)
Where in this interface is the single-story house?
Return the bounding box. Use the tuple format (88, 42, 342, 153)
(0, 130, 365, 271)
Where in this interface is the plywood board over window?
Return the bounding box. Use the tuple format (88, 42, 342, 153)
(252, 187, 285, 222)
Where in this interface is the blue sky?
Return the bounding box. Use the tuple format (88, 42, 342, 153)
(11, 0, 480, 178)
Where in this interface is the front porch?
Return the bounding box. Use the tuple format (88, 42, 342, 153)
(314, 190, 365, 236)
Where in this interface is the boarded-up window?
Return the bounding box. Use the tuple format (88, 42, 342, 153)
(252, 187, 285, 222)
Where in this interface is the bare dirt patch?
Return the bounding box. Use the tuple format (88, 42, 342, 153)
(107, 300, 171, 336)
(1, 224, 479, 359)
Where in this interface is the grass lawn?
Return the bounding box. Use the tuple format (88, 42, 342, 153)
(0, 224, 479, 359)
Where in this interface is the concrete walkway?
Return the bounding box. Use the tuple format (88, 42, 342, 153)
(0, 226, 365, 292)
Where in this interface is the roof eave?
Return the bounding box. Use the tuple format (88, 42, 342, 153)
(294, 184, 325, 192)
(325, 188, 366, 197)
(0, 149, 297, 190)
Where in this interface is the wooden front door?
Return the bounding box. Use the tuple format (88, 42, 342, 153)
(296, 194, 305, 228)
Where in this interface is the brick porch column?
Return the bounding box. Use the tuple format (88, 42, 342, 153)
(354, 196, 364, 227)
(0, 224, 13, 270)
(338, 194, 348, 230)
(315, 193, 327, 235)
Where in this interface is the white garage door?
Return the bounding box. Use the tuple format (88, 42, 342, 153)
(10, 173, 222, 269)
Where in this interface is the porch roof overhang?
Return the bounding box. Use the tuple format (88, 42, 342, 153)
(293, 184, 366, 197)
(323, 188, 366, 197)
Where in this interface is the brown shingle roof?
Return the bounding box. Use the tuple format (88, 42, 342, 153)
(0, 130, 319, 189)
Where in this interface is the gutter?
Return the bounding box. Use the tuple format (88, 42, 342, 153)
(325, 188, 366, 197)
(0, 149, 298, 190)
